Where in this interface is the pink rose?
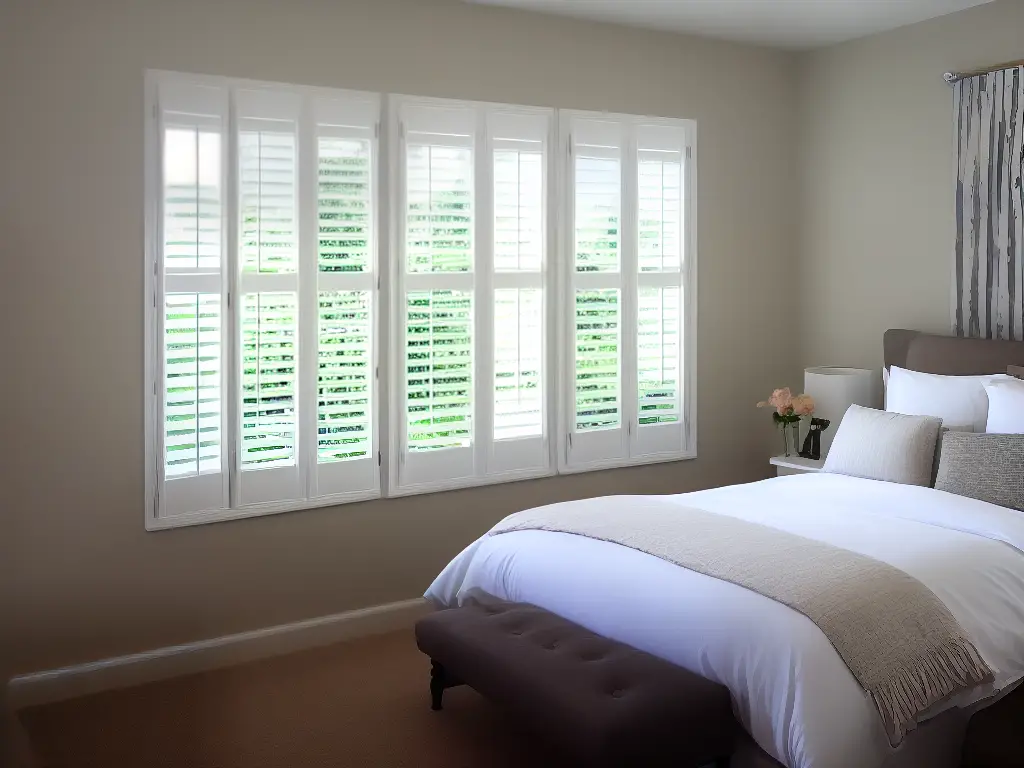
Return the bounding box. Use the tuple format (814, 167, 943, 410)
(792, 394, 815, 417)
(769, 388, 793, 414)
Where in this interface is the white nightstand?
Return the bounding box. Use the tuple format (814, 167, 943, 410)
(770, 455, 825, 476)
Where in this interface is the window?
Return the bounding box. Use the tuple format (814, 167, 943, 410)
(146, 72, 695, 529)
(389, 100, 551, 495)
(145, 72, 381, 528)
(559, 113, 693, 472)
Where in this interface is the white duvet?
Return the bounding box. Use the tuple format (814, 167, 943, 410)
(426, 474, 1024, 768)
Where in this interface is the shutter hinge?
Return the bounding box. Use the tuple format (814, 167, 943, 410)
(377, 451, 381, 467)
(376, 275, 381, 291)
(686, 146, 692, 159)
(568, 135, 573, 156)
(153, 381, 158, 396)
(375, 365, 379, 380)
(153, 487, 160, 515)
(627, 422, 632, 437)
(227, 291, 232, 310)
(374, 122, 380, 139)
(152, 290, 157, 309)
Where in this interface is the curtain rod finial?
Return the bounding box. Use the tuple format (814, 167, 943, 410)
(944, 72, 960, 84)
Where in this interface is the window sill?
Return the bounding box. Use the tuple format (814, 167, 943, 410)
(557, 450, 697, 475)
(146, 488, 382, 531)
(387, 466, 557, 498)
(148, 452, 698, 530)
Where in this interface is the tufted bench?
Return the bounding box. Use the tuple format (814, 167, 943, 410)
(415, 596, 738, 767)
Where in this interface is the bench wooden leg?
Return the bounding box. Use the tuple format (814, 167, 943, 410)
(430, 660, 448, 711)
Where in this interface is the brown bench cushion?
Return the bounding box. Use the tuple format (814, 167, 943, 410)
(416, 596, 737, 767)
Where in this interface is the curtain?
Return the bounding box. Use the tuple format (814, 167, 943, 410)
(954, 66, 1024, 341)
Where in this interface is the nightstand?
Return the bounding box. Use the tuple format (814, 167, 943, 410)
(770, 455, 825, 476)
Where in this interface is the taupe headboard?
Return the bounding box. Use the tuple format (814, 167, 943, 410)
(884, 329, 1024, 375)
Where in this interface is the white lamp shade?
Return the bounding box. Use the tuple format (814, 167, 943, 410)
(804, 367, 880, 456)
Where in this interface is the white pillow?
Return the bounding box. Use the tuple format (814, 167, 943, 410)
(985, 379, 1024, 434)
(886, 366, 1008, 433)
(823, 405, 942, 486)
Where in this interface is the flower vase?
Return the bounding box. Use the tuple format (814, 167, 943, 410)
(781, 422, 800, 457)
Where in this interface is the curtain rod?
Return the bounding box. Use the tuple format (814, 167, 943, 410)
(944, 59, 1024, 85)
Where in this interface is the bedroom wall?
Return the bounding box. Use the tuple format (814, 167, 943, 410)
(1, 0, 800, 675)
(797, 0, 1024, 371)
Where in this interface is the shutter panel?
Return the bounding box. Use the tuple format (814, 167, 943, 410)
(313, 94, 380, 499)
(395, 104, 477, 490)
(564, 118, 628, 468)
(632, 123, 688, 458)
(156, 77, 230, 517)
(235, 88, 303, 505)
(488, 110, 550, 476)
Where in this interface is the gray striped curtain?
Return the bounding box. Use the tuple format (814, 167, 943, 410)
(954, 67, 1024, 341)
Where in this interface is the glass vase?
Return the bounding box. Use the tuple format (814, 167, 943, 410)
(781, 422, 800, 457)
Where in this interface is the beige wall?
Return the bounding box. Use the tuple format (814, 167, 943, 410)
(2, 0, 800, 675)
(797, 0, 1024, 371)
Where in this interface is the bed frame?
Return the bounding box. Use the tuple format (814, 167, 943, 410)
(883, 329, 1024, 374)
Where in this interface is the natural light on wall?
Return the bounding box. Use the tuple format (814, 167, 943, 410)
(145, 70, 695, 529)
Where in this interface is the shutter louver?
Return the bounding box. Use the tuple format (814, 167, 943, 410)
(164, 293, 222, 477)
(493, 288, 542, 439)
(241, 292, 298, 469)
(405, 289, 473, 451)
(317, 292, 371, 462)
(318, 136, 371, 274)
(638, 286, 680, 425)
(574, 289, 621, 431)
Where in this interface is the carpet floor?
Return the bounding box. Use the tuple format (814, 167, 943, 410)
(19, 629, 569, 768)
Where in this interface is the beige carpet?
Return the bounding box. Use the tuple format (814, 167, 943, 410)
(19, 629, 569, 768)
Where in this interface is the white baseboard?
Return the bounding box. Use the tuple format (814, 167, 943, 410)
(8, 597, 431, 709)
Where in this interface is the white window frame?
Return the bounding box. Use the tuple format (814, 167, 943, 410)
(386, 95, 557, 497)
(146, 73, 696, 529)
(145, 71, 382, 530)
(557, 110, 697, 474)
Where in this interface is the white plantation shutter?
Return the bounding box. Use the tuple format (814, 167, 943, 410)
(153, 78, 230, 517)
(392, 100, 552, 494)
(147, 72, 380, 527)
(395, 103, 477, 489)
(563, 117, 629, 468)
(561, 114, 694, 471)
(633, 123, 689, 458)
(489, 110, 549, 475)
(148, 75, 693, 526)
(311, 95, 380, 499)
(235, 88, 304, 505)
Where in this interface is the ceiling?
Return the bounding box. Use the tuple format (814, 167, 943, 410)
(462, 0, 997, 50)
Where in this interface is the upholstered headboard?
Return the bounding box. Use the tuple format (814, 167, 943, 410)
(884, 329, 1024, 375)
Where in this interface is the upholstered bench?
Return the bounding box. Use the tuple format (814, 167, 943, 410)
(415, 597, 738, 767)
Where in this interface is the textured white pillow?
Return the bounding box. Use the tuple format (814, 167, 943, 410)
(985, 379, 1024, 434)
(823, 405, 942, 486)
(886, 366, 1008, 433)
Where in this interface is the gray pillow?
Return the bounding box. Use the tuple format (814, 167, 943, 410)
(823, 405, 942, 487)
(934, 432, 1024, 511)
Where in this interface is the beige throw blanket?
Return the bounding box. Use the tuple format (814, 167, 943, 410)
(490, 499, 994, 745)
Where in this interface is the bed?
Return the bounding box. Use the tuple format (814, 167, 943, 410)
(426, 330, 1024, 768)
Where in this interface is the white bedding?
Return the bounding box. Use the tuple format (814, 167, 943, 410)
(425, 474, 1024, 768)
